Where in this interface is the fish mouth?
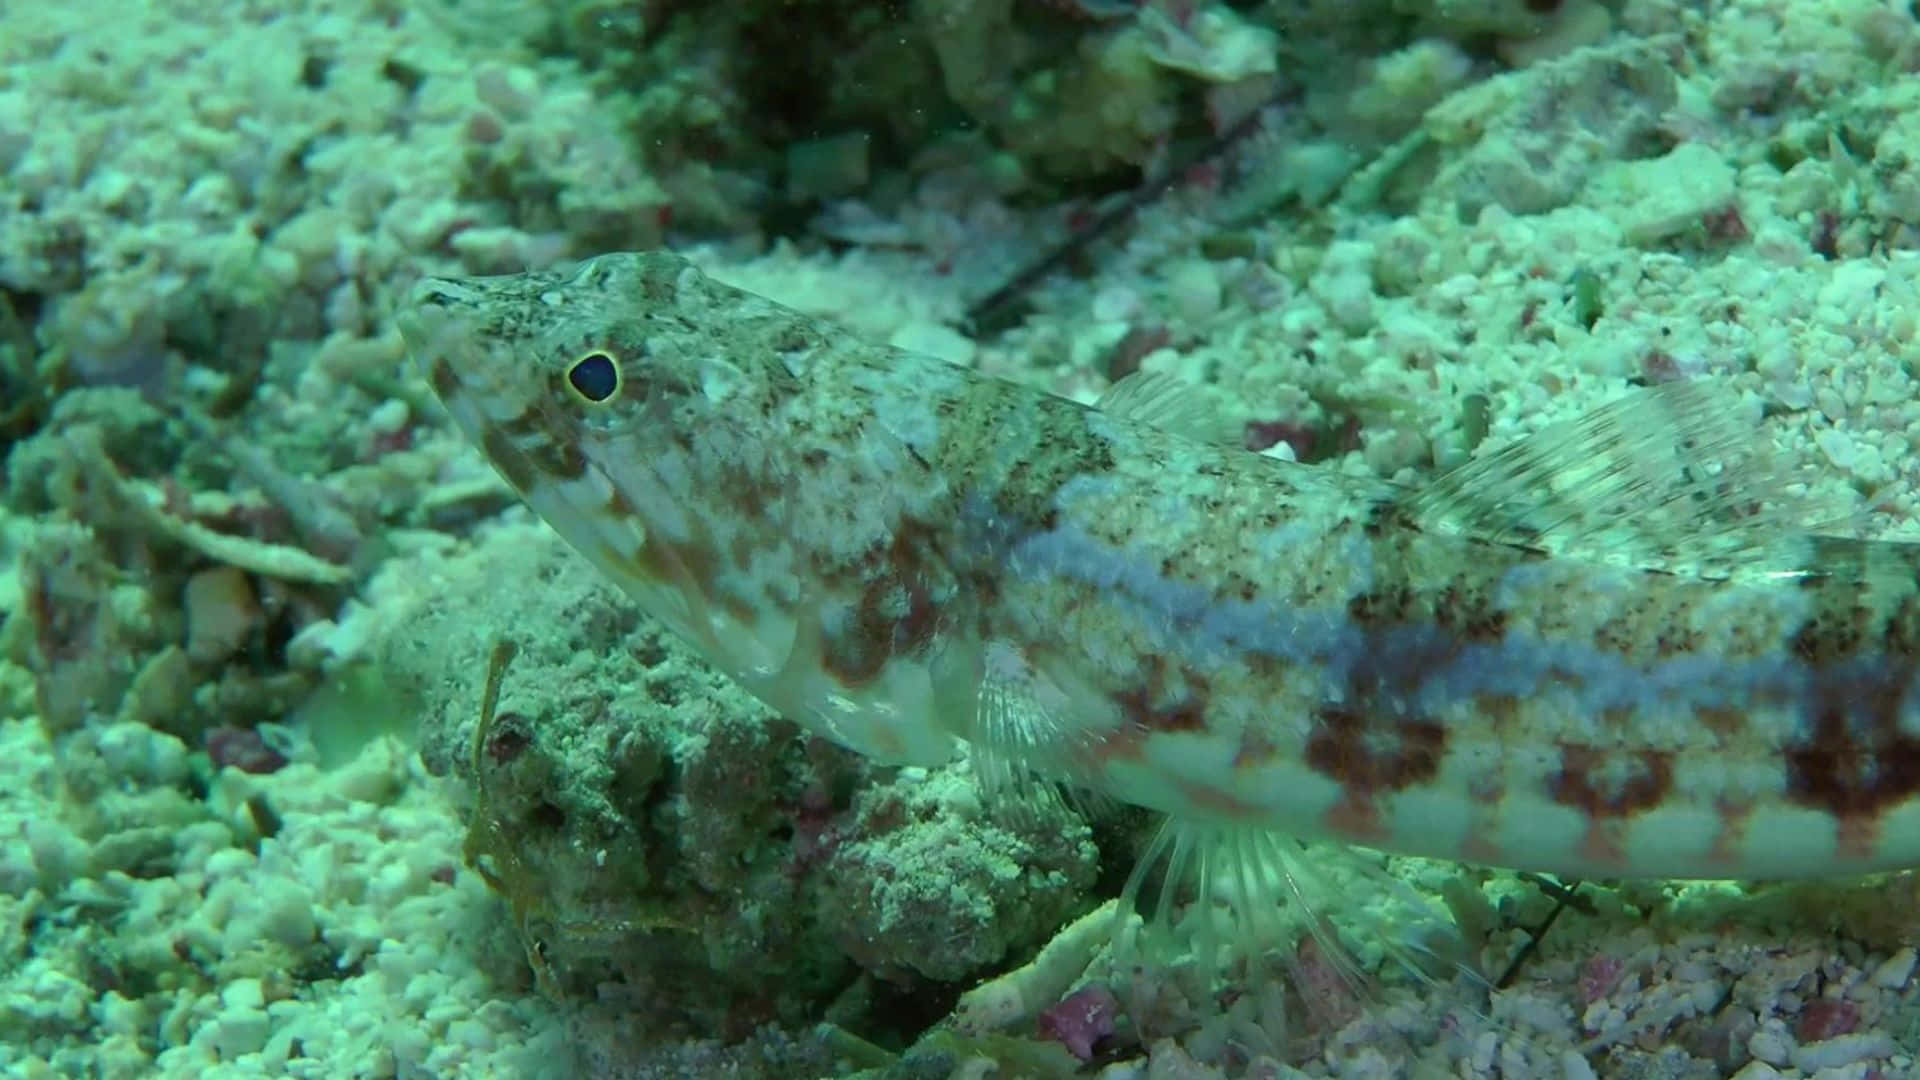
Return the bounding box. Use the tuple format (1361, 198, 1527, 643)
(397, 276, 553, 502)
(399, 279, 489, 391)
(399, 278, 529, 419)
(397, 279, 469, 382)
(398, 276, 479, 343)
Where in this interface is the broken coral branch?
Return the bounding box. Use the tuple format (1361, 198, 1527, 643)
(64, 424, 352, 585)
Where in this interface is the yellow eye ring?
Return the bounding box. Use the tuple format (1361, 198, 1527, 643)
(565, 350, 621, 403)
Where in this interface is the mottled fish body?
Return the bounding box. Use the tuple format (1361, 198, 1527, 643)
(401, 251, 1920, 882)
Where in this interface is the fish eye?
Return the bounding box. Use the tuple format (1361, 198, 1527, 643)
(565, 351, 621, 403)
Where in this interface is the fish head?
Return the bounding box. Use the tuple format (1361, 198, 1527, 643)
(399, 252, 779, 656)
(398, 252, 746, 502)
(399, 254, 962, 768)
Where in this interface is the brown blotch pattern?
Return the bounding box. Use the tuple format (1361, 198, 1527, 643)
(602, 485, 640, 526)
(491, 400, 591, 484)
(1706, 796, 1755, 865)
(1780, 578, 1920, 820)
(479, 425, 539, 495)
(1789, 607, 1873, 667)
(1782, 700, 1920, 819)
(1110, 655, 1211, 735)
(1306, 558, 1502, 800)
(819, 587, 905, 686)
(818, 521, 954, 687)
(1434, 581, 1509, 644)
(1693, 704, 1748, 740)
(1594, 705, 1637, 735)
(1347, 584, 1419, 627)
(1473, 692, 1522, 733)
(1548, 745, 1673, 817)
(636, 528, 723, 602)
(1303, 705, 1446, 796)
(525, 429, 588, 482)
(1880, 591, 1920, 658)
(429, 356, 462, 402)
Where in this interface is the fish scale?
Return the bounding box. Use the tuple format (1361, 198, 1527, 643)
(399, 250, 1920, 882)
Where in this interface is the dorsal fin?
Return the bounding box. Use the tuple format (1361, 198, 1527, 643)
(1094, 370, 1240, 446)
(1400, 382, 1851, 578)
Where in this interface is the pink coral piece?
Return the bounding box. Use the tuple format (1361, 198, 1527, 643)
(1796, 998, 1859, 1042)
(205, 725, 288, 775)
(1577, 953, 1626, 1005)
(1038, 984, 1120, 1061)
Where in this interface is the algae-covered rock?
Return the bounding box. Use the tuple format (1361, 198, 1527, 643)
(380, 520, 1103, 1039)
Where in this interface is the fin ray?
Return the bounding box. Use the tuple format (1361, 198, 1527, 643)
(1115, 820, 1490, 1064)
(1096, 370, 1240, 446)
(1403, 382, 1853, 577)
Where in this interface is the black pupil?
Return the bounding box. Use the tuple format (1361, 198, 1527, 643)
(568, 353, 618, 401)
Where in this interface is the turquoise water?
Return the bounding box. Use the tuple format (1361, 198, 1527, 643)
(3, 1, 1919, 1077)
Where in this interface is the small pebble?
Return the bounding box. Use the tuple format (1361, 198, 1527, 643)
(183, 566, 261, 663)
(1790, 1031, 1895, 1072)
(1746, 1023, 1793, 1066)
(1871, 947, 1916, 989)
(1164, 259, 1222, 325)
(205, 725, 289, 775)
(1558, 1049, 1597, 1080)
(222, 977, 265, 1011)
(888, 322, 975, 367)
(1794, 997, 1858, 1042)
(472, 64, 539, 119)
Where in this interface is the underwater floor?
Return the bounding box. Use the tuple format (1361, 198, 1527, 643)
(4, 0, 1920, 1077)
